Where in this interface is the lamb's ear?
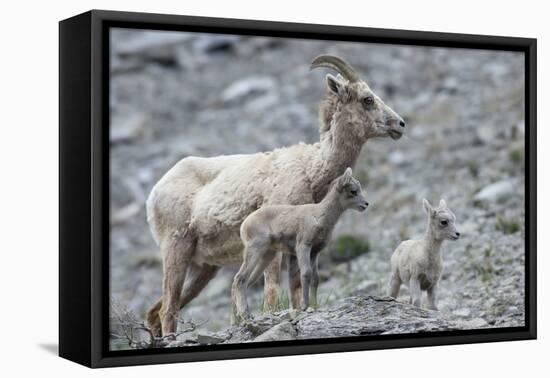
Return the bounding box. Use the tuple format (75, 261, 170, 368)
(342, 167, 353, 183)
(422, 198, 433, 215)
(337, 167, 353, 191)
(326, 74, 347, 97)
(439, 199, 447, 209)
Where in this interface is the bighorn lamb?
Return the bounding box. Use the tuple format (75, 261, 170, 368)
(146, 54, 405, 337)
(388, 199, 460, 310)
(233, 168, 368, 321)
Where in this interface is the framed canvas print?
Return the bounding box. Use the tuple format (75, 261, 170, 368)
(59, 10, 537, 368)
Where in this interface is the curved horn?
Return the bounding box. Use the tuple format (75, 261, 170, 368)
(310, 54, 359, 83)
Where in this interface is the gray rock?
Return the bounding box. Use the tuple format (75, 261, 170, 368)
(453, 308, 472, 317)
(353, 280, 379, 295)
(473, 179, 518, 204)
(192, 35, 240, 54)
(456, 317, 489, 329)
(221, 76, 276, 104)
(115, 31, 190, 66)
(196, 333, 226, 345)
(111, 202, 141, 225)
(254, 321, 297, 342)
(111, 112, 148, 144)
(211, 296, 468, 345)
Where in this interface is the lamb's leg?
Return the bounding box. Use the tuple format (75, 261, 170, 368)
(309, 250, 320, 309)
(426, 284, 438, 310)
(159, 234, 194, 337)
(147, 263, 219, 337)
(409, 277, 422, 308)
(232, 239, 271, 322)
(288, 255, 302, 310)
(296, 244, 313, 311)
(263, 252, 282, 312)
(388, 271, 402, 298)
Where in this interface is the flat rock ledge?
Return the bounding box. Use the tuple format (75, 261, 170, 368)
(168, 296, 489, 347)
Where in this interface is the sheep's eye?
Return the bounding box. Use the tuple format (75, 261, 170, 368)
(440, 220, 448, 227)
(350, 190, 358, 196)
(363, 96, 374, 107)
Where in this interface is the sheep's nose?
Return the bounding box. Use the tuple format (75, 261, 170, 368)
(456, 232, 460, 237)
(399, 120, 406, 128)
(365, 202, 369, 207)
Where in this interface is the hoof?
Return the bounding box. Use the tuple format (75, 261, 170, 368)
(288, 309, 300, 319)
(163, 332, 177, 341)
(234, 311, 252, 325)
(306, 306, 315, 313)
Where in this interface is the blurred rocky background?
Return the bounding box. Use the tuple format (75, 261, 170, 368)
(109, 28, 525, 350)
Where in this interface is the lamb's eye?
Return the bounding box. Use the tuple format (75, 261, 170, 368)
(440, 220, 448, 227)
(350, 190, 358, 196)
(363, 96, 374, 106)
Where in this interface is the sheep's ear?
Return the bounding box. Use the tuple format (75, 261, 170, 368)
(422, 198, 433, 215)
(439, 199, 447, 209)
(326, 74, 347, 97)
(343, 167, 353, 183)
(337, 168, 352, 191)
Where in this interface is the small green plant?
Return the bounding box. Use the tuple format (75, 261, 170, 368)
(260, 289, 290, 313)
(328, 235, 370, 263)
(470, 246, 495, 283)
(320, 289, 334, 308)
(468, 160, 480, 178)
(495, 216, 520, 234)
(509, 147, 524, 164)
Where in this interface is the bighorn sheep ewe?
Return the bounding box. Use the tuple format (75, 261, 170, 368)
(232, 168, 368, 321)
(146, 54, 405, 337)
(388, 199, 460, 310)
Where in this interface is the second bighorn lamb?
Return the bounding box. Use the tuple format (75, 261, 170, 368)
(388, 199, 460, 310)
(232, 168, 368, 321)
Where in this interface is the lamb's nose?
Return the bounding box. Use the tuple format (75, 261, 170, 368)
(399, 120, 406, 128)
(365, 202, 369, 207)
(456, 232, 460, 237)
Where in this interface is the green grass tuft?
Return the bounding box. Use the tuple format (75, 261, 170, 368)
(495, 216, 520, 234)
(509, 147, 524, 164)
(328, 235, 370, 263)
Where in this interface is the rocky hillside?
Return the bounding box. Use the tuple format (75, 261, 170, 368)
(109, 29, 526, 350)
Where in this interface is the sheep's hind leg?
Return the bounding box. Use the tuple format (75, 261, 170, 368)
(426, 284, 438, 310)
(296, 244, 313, 311)
(179, 263, 220, 308)
(309, 248, 321, 309)
(146, 263, 219, 338)
(159, 233, 195, 338)
(146, 299, 163, 338)
(263, 252, 283, 312)
(288, 255, 302, 310)
(232, 239, 272, 323)
(388, 272, 402, 298)
(409, 278, 422, 308)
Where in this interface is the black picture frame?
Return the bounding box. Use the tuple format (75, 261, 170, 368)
(59, 9, 537, 368)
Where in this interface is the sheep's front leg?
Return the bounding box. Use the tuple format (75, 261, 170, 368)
(309, 250, 320, 309)
(409, 277, 422, 308)
(426, 283, 438, 310)
(296, 244, 313, 311)
(159, 235, 194, 338)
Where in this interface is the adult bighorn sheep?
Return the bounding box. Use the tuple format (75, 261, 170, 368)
(146, 54, 405, 337)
